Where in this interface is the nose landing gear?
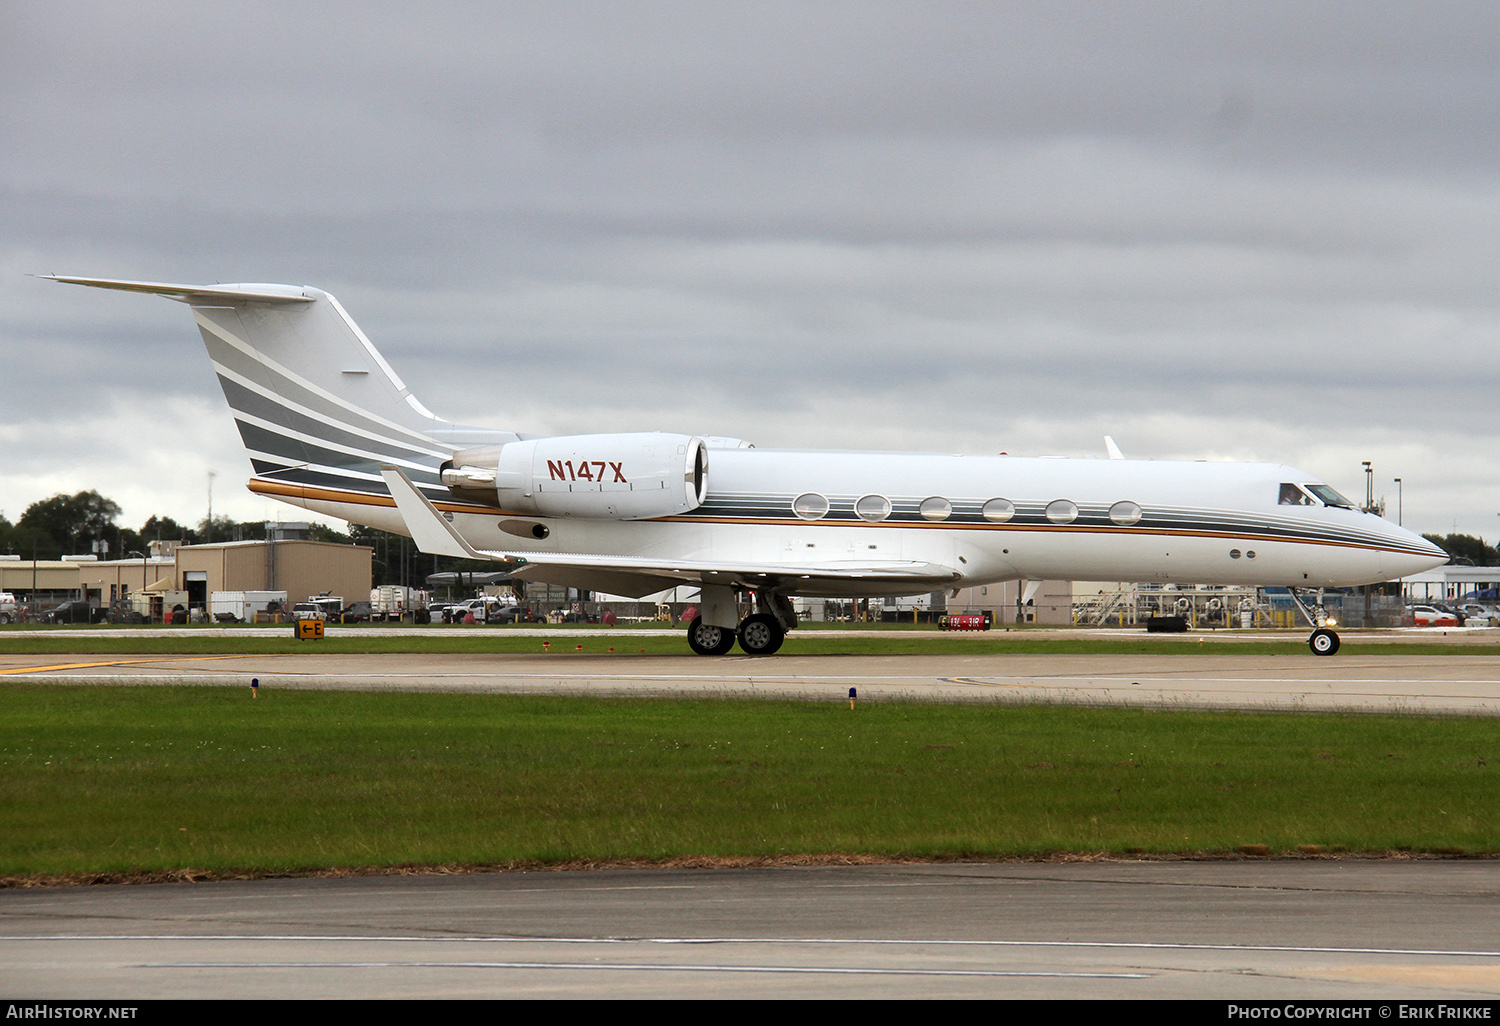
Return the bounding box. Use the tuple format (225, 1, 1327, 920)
(1286, 587, 1341, 656)
(1308, 627, 1341, 656)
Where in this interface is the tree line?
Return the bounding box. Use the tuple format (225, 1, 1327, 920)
(1421, 533, 1499, 566)
(0, 489, 496, 587)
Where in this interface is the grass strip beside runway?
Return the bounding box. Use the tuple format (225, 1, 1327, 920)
(3, 683, 1498, 878)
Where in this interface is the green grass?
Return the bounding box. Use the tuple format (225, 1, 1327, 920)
(3, 684, 1498, 878)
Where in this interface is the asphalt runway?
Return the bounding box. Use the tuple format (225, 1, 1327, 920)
(6, 861, 1500, 999)
(4, 648, 1500, 714)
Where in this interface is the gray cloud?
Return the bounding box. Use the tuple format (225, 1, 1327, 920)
(3, 1, 1500, 538)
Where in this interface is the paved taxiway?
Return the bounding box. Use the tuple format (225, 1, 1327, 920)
(6, 861, 1500, 999)
(4, 647, 1500, 714)
(6, 632, 1499, 998)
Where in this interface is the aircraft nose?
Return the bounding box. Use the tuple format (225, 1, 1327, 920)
(1382, 526, 1449, 579)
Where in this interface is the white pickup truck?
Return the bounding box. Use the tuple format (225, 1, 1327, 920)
(292, 597, 344, 621)
(447, 597, 523, 624)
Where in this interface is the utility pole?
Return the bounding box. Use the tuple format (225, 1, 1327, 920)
(1361, 461, 1373, 512)
(1394, 478, 1402, 526)
(206, 470, 216, 543)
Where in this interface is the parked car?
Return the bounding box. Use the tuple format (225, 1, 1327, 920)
(340, 601, 374, 623)
(47, 600, 107, 624)
(490, 604, 529, 624)
(292, 602, 327, 621)
(1458, 603, 1500, 626)
(1409, 605, 1462, 627)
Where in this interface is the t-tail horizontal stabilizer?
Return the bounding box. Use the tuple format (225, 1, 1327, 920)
(37, 275, 316, 305)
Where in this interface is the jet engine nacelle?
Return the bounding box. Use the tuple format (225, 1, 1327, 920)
(441, 432, 709, 519)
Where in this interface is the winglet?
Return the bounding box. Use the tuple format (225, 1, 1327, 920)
(1104, 436, 1125, 460)
(380, 466, 489, 560)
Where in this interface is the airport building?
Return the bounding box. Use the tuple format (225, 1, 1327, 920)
(1398, 564, 1500, 602)
(1, 524, 372, 619)
(0, 558, 117, 613)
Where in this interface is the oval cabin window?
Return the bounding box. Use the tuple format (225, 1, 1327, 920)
(919, 497, 952, 521)
(1109, 500, 1143, 526)
(855, 494, 892, 522)
(792, 492, 830, 521)
(1045, 499, 1079, 524)
(981, 498, 1015, 523)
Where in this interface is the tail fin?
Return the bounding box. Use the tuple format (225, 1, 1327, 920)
(44, 277, 513, 503)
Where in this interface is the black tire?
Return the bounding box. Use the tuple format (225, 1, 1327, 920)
(1309, 628, 1340, 656)
(737, 613, 785, 656)
(687, 616, 736, 656)
(0, 613, 10, 624)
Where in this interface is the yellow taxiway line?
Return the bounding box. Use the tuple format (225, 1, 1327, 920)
(0, 654, 276, 675)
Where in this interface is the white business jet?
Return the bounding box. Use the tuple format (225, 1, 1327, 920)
(46, 276, 1447, 656)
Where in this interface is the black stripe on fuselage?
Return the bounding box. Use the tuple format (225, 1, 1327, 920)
(687, 499, 1423, 554)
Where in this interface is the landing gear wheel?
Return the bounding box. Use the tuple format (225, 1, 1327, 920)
(1309, 628, 1340, 657)
(737, 613, 785, 656)
(687, 616, 736, 656)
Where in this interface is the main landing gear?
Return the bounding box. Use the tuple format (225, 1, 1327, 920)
(1286, 587, 1341, 657)
(736, 613, 785, 655)
(686, 617, 736, 656)
(686, 591, 794, 656)
(686, 612, 788, 655)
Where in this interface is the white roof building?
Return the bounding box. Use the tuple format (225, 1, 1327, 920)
(1398, 565, 1500, 601)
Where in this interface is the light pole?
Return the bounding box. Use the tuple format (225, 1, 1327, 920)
(206, 470, 216, 543)
(1362, 461, 1373, 512)
(1393, 478, 1402, 526)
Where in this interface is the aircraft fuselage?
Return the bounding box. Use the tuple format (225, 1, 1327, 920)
(256, 447, 1440, 596)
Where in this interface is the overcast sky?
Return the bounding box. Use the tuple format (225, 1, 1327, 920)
(3, 1, 1499, 544)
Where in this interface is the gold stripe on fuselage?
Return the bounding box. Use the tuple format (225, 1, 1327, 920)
(250, 476, 1416, 557)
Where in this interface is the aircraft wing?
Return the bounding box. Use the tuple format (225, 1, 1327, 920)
(381, 467, 962, 597)
(506, 553, 961, 598)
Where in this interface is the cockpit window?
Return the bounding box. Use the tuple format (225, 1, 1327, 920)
(1279, 483, 1314, 506)
(1303, 484, 1354, 508)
